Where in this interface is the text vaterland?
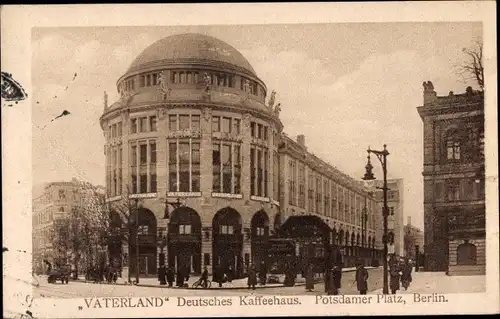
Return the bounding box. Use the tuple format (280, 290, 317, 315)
(81, 293, 448, 310)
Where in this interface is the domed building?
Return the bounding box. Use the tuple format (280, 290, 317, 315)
(100, 34, 283, 278)
(101, 33, 381, 280)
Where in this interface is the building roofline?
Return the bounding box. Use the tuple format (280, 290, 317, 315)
(280, 133, 371, 195)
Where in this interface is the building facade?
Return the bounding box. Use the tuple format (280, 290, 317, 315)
(403, 216, 424, 260)
(417, 82, 485, 275)
(279, 134, 380, 268)
(100, 33, 385, 277)
(32, 178, 82, 274)
(100, 34, 283, 278)
(32, 178, 107, 275)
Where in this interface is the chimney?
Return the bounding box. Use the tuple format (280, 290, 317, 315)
(407, 216, 412, 226)
(422, 81, 437, 105)
(297, 134, 306, 148)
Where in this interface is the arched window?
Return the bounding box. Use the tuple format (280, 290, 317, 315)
(59, 207, 64, 212)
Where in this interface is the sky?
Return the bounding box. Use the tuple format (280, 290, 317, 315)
(31, 23, 482, 230)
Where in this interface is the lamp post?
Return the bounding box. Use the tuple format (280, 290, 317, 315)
(127, 197, 139, 284)
(362, 144, 390, 295)
(361, 204, 368, 260)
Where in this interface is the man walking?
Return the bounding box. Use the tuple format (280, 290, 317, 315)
(354, 260, 369, 295)
(389, 255, 401, 294)
(247, 264, 257, 290)
(166, 266, 175, 288)
(400, 257, 413, 290)
(305, 264, 314, 292)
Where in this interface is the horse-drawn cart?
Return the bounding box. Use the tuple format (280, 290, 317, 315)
(47, 266, 71, 284)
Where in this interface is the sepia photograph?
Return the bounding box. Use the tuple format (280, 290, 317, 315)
(2, 2, 498, 318)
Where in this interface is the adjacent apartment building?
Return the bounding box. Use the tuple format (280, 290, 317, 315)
(417, 82, 485, 275)
(372, 178, 405, 257)
(404, 216, 424, 260)
(32, 179, 82, 274)
(32, 178, 106, 274)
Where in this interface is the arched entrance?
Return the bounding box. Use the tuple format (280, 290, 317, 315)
(251, 210, 270, 267)
(108, 211, 123, 270)
(168, 206, 202, 275)
(338, 229, 344, 246)
(130, 208, 157, 277)
(457, 242, 477, 265)
(278, 215, 332, 274)
(212, 207, 243, 278)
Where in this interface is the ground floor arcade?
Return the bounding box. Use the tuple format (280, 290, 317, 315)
(107, 207, 383, 278)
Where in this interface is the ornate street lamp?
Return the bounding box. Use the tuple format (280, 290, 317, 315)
(362, 144, 390, 295)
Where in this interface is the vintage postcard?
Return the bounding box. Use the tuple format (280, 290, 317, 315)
(2, 2, 498, 318)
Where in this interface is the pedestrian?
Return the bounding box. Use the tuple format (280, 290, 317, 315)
(200, 266, 209, 288)
(332, 265, 342, 295)
(389, 255, 401, 294)
(401, 257, 412, 290)
(176, 267, 184, 287)
(158, 265, 166, 285)
(258, 261, 267, 286)
(354, 260, 369, 295)
(104, 263, 111, 283)
(213, 265, 224, 288)
(305, 264, 314, 292)
(227, 266, 234, 283)
(247, 264, 257, 290)
(166, 266, 175, 288)
(324, 267, 331, 293)
(283, 262, 295, 287)
(184, 266, 190, 282)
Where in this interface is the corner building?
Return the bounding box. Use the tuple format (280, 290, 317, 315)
(417, 83, 485, 275)
(100, 34, 283, 278)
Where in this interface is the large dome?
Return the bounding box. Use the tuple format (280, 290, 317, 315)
(126, 33, 257, 76)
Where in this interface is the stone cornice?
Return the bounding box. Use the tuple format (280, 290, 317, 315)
(100, 101, 283, 131)
(417, 95, 484, 118)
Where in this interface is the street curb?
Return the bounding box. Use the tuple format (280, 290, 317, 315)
(67, 267, 377, 290)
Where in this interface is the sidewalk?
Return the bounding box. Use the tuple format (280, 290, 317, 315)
(369, 270, 486, 294)
(69, 266, 375, 290)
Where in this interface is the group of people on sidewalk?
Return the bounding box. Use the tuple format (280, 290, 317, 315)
(158, 265, 192, 288)
(301, 255, 413, 295)
(247, 261, 270, 290)
(389, 255, 413, 294)
(156, 255, 413, 293)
